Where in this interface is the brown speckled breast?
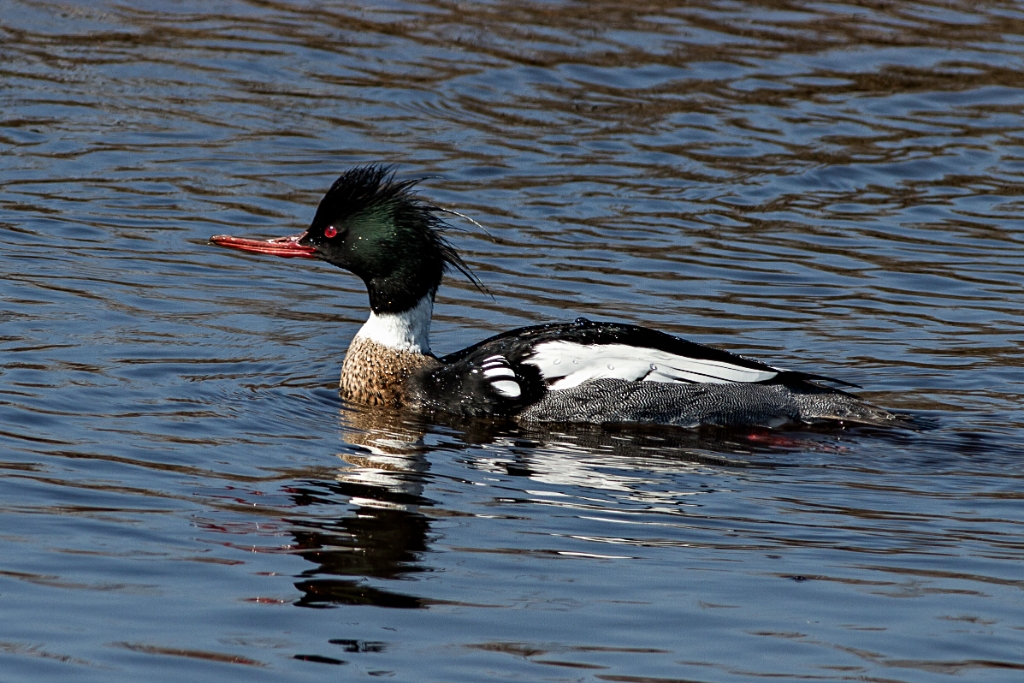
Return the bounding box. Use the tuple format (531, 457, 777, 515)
(339, 335, 440, 407)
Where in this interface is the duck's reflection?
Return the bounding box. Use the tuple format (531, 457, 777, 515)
(289, 407, 435, 609)
(286, 408, 813, 608)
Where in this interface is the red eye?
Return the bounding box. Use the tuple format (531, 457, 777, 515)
(324, 226, 338, 238)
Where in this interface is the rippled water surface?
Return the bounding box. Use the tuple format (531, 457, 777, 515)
(3, 1, 1024, 681)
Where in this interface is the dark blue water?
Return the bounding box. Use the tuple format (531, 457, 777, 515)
(3, 1, 1024, 681)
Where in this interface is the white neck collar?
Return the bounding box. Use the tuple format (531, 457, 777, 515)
(353, 295, 433, 354)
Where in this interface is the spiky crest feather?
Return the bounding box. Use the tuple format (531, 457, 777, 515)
(309, 165, 484, 298)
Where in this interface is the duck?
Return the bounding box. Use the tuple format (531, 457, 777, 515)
(211, 165, 902, 429)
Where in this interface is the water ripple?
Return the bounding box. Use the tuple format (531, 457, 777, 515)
(3, 1, 1024, 681)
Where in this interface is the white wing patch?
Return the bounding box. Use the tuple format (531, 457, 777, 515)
(491, 381, 521, 398)
(480, 355, 522, 398)
(525, 341, 778, 390)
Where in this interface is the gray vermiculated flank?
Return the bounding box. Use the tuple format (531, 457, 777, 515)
(517, 379, 901, 428)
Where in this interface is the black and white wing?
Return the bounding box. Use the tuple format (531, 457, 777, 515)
(512, 318, 790, 389)
(409, 318, 851, 418)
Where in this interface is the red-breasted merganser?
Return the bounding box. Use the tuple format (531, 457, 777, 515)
(211, 165, 901, 428)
